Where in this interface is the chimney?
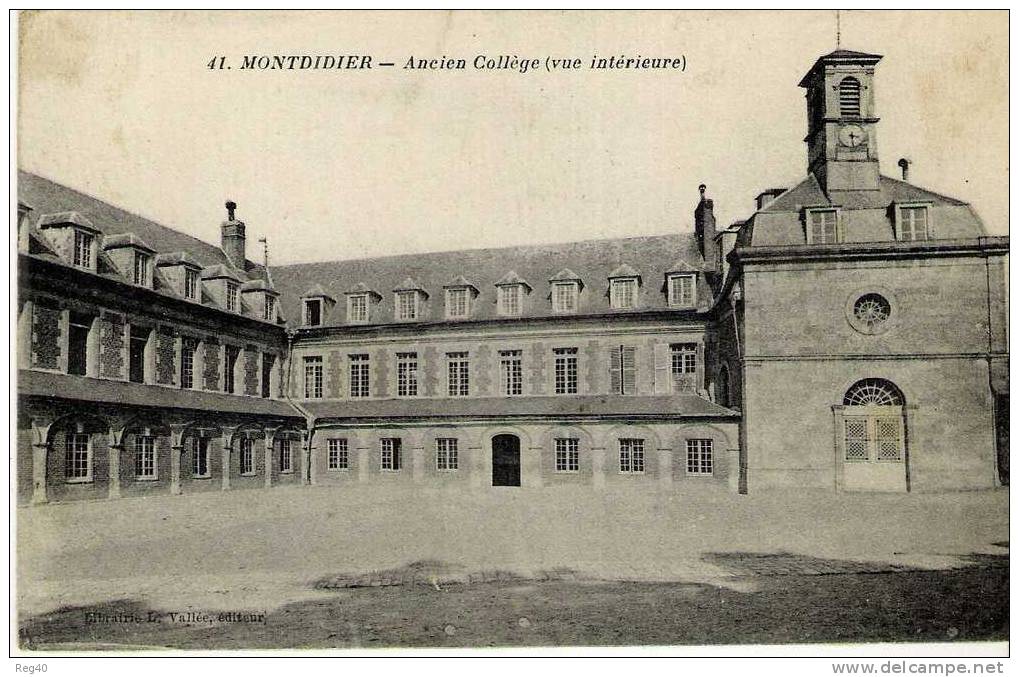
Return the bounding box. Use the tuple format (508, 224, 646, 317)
(694, 184, 718, 272)
(221, 200, 246, 270)
(897, 158, 911, 182)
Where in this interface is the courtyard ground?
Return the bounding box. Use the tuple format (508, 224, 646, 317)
(16, 485, 1009, 649)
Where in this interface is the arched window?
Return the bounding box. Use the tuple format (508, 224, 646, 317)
(839, 77, 862, 117)
(843, 378, 904, 406)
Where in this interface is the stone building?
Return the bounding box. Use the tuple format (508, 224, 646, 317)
(15, 49, 1008, 504)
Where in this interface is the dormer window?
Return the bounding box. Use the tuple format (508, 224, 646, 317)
(73, 230, 93, 269)
(667, 274, 696, 308)
(184, 268, 199, 300)
(348, 293, 369, 324)
(446, 288, 470, 319)
(133, 251, 151, 286)
(552, 282, 578, 313)
(610, 278, 638, 309)
(498, 285, 523, 316)
(805, 207, 841, 244)
(395, 291, 419, 321)
(304, 299, 322, 326)
(896, 204, 930, 241)
(264, 295, 276, 322)
(225, 281, 238, 312)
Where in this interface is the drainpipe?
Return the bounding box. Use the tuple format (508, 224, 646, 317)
(282, 328, 316, 484)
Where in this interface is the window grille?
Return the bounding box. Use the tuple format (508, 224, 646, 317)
(686, 439, 713, 475)
(133, 252, 150, 286)
(843, 379, 904, 406)
(328, 438, 349, 470)
(839, 77, 862, 117)
(436, 438, 458, 471)
(264, 296, 276, 322)
(668, 274, 696, 307)
(552, 282, 578, 312)
(498, 285, 522, 316)
(225, 282, 238, 312)
(500, 350, 523, 396)
(447, 351, 470, 397)
(555, 438, 579, 473)
(240, 438, 255, 475)
(396, 352, 419, 397)
(670, 343, 697, 391)
(349, 354, 370, 398)
(554, 347, 579, 394)
(808, 209, 839, 244)
(180, 337, 198, 389)
(304, 356, 323, 399)
(348, 294, 369, 323)
(619, 438, 645, 473)
(73, 230, 93, 268)
(135, 436, 156, 478)
(396, 291, 418, 320)
(875, 418, 903, 462)
(192, 437, 210, 477)
(381, 438, 402, 471)
(279, 438, 293, 473)
(129, 326, 148, 384)
(65, 432, 91, 480)
(853, 294, 891, 330)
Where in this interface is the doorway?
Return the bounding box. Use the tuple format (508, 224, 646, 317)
(492, 434, 520, 487)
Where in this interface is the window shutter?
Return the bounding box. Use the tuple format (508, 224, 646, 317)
(609, 347, 622, 394)
(653, 343, 670, 394)
(622, 346, 637, 395)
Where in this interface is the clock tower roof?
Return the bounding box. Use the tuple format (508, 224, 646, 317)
(798, 49, 882, 87)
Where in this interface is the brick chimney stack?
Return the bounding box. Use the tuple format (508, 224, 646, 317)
(221, 200, 246, 270)
(694, 184, 718, 272)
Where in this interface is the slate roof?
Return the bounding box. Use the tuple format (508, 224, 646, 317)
(303, 394, 738, 421)
(19, 370, 301, 418)
(761, 174, 969, 213)
(272, 232, 707, 328)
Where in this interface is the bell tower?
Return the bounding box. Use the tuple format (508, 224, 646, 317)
(799, 49, 883, 193)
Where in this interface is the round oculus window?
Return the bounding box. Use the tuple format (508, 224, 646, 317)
(853, 293, 891, 331)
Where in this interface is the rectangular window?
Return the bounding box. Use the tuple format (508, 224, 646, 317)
(240, 438, 255, 475)
(668, 274, 696, 307)
(180, 337, 198, 389)
(396, 352, 419, 397)
(225, 282, 238, 312)
(348, 294, 369, 323)
(261, 354, 274, 398)
(381, 438, 402, 471)
(67, 311, 92, 376)
(610, 278, 637, 309)
(304, 299, 322, 326)
(279, 438, 293, 473)
(73, 230, 93, 268)
(304, 356, 323, 399)
(264, 295, 276, 322)
(192, 437, 210, 478)
(554, 347, 579, 395)
(446, 288, 469, 319)
(129, 325, 149, 384)
(184, 268, 199, 300)
(807, 209, 839, 244)
(609, 345, 637, 395)
(224, 346, 239, 394)
(898, 206, 930, 241)
(499, 350, 523, 396)
(436, 438, 459, 471)
(447, 351, 470, 397)
(552, 282, 578, 313)
(133, 252, 150, 286)
(349, 354, 370, 398)
(328, 438, 349, 471)
(619, 438, 645, 474)
(65, 432, 91, 481)
(555, 438, 579, 473)
(498, 285, 522, 316)
(686, 439, 713, 475)
(135, 436, 156, 479)
(670, 343, 697, 392)
(396, 291, 418, 321)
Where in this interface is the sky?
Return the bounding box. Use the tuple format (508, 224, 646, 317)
(17, 10, 1008, 265)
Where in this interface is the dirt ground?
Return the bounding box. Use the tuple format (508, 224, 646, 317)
(16, 485, 1010, 649)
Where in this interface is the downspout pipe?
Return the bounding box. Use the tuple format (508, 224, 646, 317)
(282, 329, 316, 484)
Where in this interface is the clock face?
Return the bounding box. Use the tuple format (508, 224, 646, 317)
(838, 124, 867, 148)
